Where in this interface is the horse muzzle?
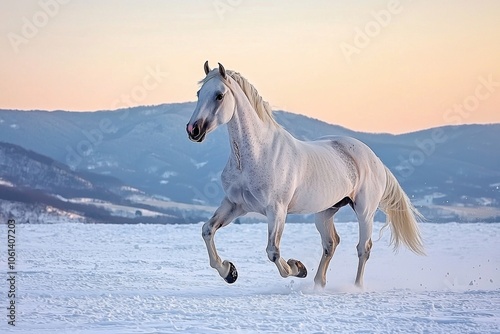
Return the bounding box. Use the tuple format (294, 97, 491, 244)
(186, 120, 207, 143)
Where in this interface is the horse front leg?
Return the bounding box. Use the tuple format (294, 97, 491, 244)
(266, 207, 307, 279)
(202, 197, 246, 284)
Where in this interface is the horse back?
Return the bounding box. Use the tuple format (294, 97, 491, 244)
(309, 135, 385, 187)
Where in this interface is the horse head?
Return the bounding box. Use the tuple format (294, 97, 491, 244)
(186, 61, 235, 142)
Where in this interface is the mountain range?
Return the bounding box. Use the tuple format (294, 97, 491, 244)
(0, 103, 499, 223)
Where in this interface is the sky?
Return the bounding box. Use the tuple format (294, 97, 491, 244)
(0, 0, 499, 134)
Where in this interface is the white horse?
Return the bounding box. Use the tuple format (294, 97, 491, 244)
(187, 62, 424, 287)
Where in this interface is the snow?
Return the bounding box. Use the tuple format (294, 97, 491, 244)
(1, 222, 499, 333)
(120, 186, 143, 193)
(55, 195, 69, 202)
(0, 178, 14, 187)
(127, 194, 213, 213)
(0, 201, 86, 224)
(413, 192, 446, 206)
(161, 171, 177, 179)
(190, 159, 208, 169)
(195, 161, 208, 169)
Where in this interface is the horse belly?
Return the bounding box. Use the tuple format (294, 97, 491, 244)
(288, 149, 354, 214)
(288, 197, 333, 214)
(288, 181, 348, 214)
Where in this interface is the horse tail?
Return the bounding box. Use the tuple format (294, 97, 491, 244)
(379, 166, 425, 255)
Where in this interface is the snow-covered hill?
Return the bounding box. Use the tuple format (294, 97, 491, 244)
(0, 103, 499, 222)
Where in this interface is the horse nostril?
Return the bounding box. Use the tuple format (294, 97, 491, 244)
(187, 120, 204, 141)
(192, 125, 200, 137)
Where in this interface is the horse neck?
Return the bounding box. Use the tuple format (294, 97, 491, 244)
(226, 89, 280, 161)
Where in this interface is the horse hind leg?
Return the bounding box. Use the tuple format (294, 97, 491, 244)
(353, 195, 378, 287)
(314, 208, 340, 288)
(355, 230, 373, 288)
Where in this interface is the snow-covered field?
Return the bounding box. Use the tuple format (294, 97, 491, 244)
(2, 221, 499, 333)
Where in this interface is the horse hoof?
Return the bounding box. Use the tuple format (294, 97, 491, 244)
(288, 259, 307, 278)
(314, 278, 326, 289)
(223, 261, 238, 284)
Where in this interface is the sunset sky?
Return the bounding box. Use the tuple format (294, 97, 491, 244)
(1, 1, 499, 134)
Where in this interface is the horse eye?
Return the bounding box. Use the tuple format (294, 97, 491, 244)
(216, 93, 224, 101)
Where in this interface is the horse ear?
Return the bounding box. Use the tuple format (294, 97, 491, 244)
(218, 62, 227, 80)
(204, 61, 210, 75)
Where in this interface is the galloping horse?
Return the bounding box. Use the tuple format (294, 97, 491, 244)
(186, 62, 424, 287)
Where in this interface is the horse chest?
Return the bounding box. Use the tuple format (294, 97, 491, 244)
(221, 165, 272, 214)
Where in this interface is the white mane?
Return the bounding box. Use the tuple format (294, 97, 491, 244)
(200, 70, 279, 126)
